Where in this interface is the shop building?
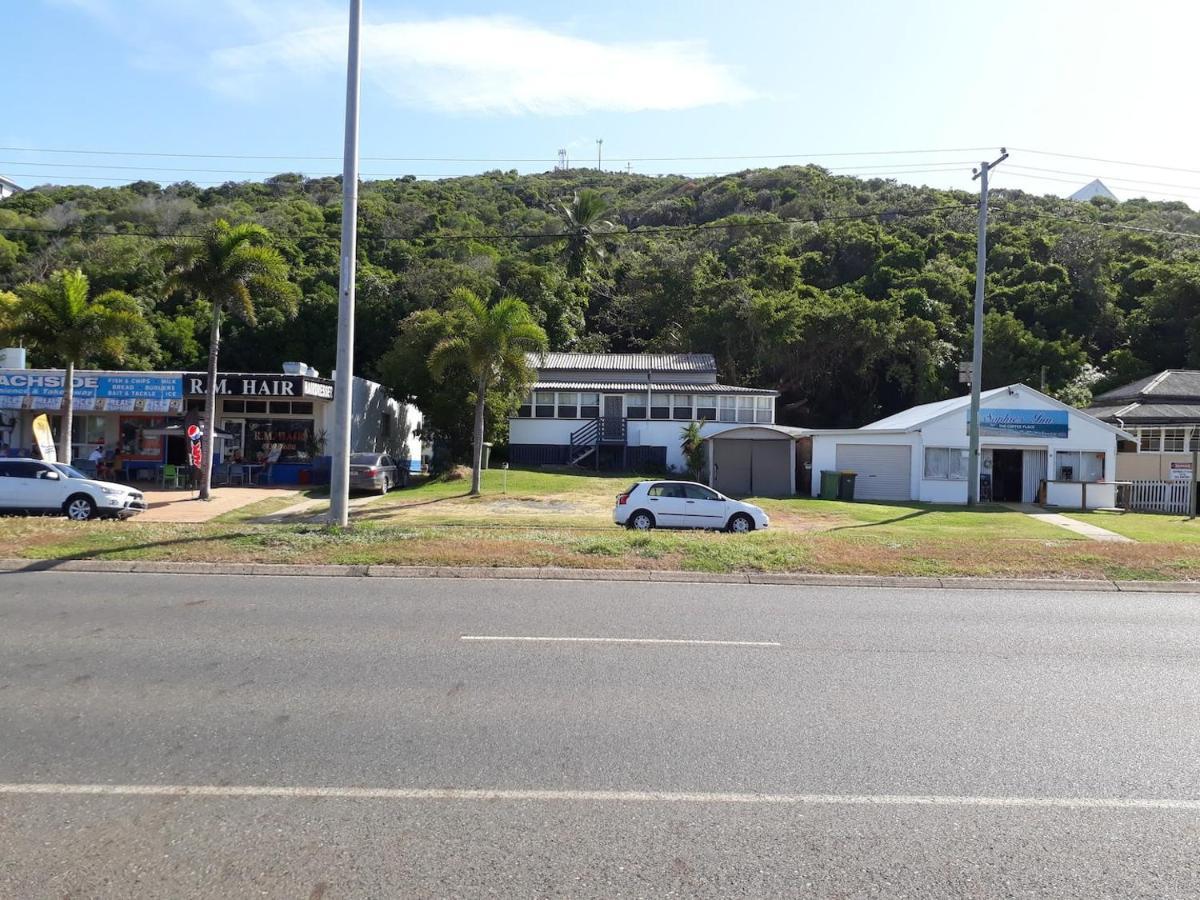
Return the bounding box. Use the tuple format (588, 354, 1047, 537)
(508, 353, 783, 482)
(1087, 370, 1200, 480)
(807, 384, 1130, 508)
(0, 358, 423, 484)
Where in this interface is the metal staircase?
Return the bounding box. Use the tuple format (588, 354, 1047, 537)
(567, 416, 627, 468)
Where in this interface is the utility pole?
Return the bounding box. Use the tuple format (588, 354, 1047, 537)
(596, 138, 603, 171)
(967, 148, 1008, 506)
(330, 0, 362, 527)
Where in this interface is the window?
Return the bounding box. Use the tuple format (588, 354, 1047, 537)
(672, 394, 693, 420)
(224, 400, 245, 413)
(683, 484, 720, 501)
(268, 401, 290, 415)
(718, 396, 736, 422)
(291, 402, 313, 415)
(650, 393, 671, 420)
(1192, 429, 1200, 452)
(556, 392, 578, 418)
(0, 460, 44, 478)
(1163, 428, 1186, 452)
(924, 447, 968, 480)
(534, 391, 555, 418)
(186, 398, 206, 413)
(626, 393, 647, 420)
(580, 393, 599, 419)
(647, 482, 686, 498)
(755, 396, 773, 424)
(517, 395, 532, 418)
(1139, 428, 1161, 452)
(70, 415, 106, 445)
(244, 400, 267, 414)
(1056, 451, 1105, 482)
(737, 396, 755, 423)
(696, 398, 717, 421)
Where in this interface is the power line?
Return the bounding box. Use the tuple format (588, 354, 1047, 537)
(991, 205, 1200, 240)
(1005, 164, 1200, 194)
(0, 144, 996, 164)
(993, 170, 1200, 203)
(1012, 147, 1200, 178)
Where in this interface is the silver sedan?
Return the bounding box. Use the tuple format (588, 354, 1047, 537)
(349, 453, 400, 495)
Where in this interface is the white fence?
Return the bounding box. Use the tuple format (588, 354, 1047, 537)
(1118, 480, 1194, 515)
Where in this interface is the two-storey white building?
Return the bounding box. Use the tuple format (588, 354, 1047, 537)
(508, 353, 799, 492)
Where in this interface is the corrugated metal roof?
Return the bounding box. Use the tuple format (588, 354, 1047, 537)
(1092, 370, 1200, 403)
(532, 381, 776, 395)
(1088, 401, 1200, 423)
(860, 388, 1009, 430)
(530, 353, 716, 373)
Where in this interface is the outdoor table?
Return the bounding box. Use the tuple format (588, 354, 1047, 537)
(242, 464, 264, 485)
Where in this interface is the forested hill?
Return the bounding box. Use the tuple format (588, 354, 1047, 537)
(3, 165, 1200, 428)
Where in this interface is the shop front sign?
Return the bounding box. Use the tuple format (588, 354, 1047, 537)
(184, 374, 333, 400)
(0, 370, 183, 413)
(974, 408, 1069, 439)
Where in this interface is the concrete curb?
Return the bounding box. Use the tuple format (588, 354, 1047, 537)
(1, 557, 1198, 594)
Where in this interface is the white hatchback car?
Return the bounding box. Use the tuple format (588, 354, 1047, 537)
(0, 458, 147, 521)
(614, 480, 769, 533)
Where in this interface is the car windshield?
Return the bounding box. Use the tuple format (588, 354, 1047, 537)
(52, 463, 89, 480)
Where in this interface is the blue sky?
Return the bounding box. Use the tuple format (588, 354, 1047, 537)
(6, 0, 1200, 204)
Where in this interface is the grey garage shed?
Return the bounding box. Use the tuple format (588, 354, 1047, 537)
(704, 425, 806, 496)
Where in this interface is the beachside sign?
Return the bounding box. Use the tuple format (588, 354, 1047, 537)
(972, 408, 1069, 439)
(0, 369, 183, 412)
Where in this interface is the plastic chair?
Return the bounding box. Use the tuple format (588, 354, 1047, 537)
(160, 464, 183, 488)
(228, 464, 245, 486)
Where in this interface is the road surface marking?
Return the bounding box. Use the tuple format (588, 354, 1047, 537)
(459, 635, 781, 647)
(1, 783, 1198, 811)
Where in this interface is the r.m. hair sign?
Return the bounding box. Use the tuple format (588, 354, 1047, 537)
(184, 375, 334, 400)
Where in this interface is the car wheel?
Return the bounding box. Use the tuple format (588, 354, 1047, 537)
(379, 477, 390, 496)
(628, 510, 655, 531)
(65, 495, 97, 522)
(727, 513, 754, 534)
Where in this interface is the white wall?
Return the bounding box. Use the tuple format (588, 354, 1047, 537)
(811, 387, 1121, 504)
(509, 417, 750, 471)
(809, 432, 920, 497)
(1046, 481, 1116, 509)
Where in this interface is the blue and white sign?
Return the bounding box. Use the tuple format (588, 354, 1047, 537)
(974, 408, 1069, 439)
(0, 369, 184, 413)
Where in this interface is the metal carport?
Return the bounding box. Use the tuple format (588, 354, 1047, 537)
(704, 425, 806, 496)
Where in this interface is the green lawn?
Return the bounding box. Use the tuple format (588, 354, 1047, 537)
(3, 468, 1199, 581)
(1064, 510, 1200, 544)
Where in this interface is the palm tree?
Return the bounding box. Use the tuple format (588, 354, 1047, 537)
(168, 220, 298, 500)
(559, 189, 614, 278)
(428, 289, 548, 495)
(2, 269, 150, 463)
(680, 420, 706, 481)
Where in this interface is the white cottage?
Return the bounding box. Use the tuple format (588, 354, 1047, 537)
(808, 384, 1131, 508)
(508, 353, 793, 489)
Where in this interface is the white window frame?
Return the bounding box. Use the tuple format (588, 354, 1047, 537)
(924, 447, 967, 481)
(718, 396, 736, 423)
(1163, 427, 1186, 453)
(1055, 450, 1105, 482)
(556, 392, 579, 419)
(1138, 427, 1161, 452)
(754, 395, 773, 424)
(736, 395, 755, 424)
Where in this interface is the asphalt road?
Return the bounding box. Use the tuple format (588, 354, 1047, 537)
(1, 571, 1199, 898)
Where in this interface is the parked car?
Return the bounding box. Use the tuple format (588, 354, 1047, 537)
(349, 452, 400, 495)
(613, 480, 769, 533)
(0, 458, 146, 520)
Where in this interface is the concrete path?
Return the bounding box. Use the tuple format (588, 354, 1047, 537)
(138, 487, 297, 524)
(1004, 503, 1134, 542)
(253, 492, 377, 523)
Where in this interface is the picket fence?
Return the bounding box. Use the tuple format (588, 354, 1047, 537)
(1118, 480, 1194, 515)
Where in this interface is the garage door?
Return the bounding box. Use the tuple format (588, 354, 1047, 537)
(713, 440, 752, 496)
(750, 441, 791, 496)
(834, 444, 911, 501)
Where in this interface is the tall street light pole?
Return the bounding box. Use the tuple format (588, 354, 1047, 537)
(330, 0, 362, 527)
(967, 148, 1008, 506)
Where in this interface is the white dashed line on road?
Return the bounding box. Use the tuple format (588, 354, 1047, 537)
(2, 782, 1199, 811)
(459, 635, 782, 647)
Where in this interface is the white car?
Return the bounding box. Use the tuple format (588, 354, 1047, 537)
(0, 458, 146, 521)
(613, 480, 769, 533)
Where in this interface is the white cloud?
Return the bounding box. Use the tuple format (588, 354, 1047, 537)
(208, 15, 754, 115)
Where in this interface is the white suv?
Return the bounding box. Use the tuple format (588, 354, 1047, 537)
(613, 480, 770, 533)
(0, 459, 146, 521)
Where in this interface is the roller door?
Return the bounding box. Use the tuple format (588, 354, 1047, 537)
(713, 440, 752, 495)
(834, 443, 911, 501)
